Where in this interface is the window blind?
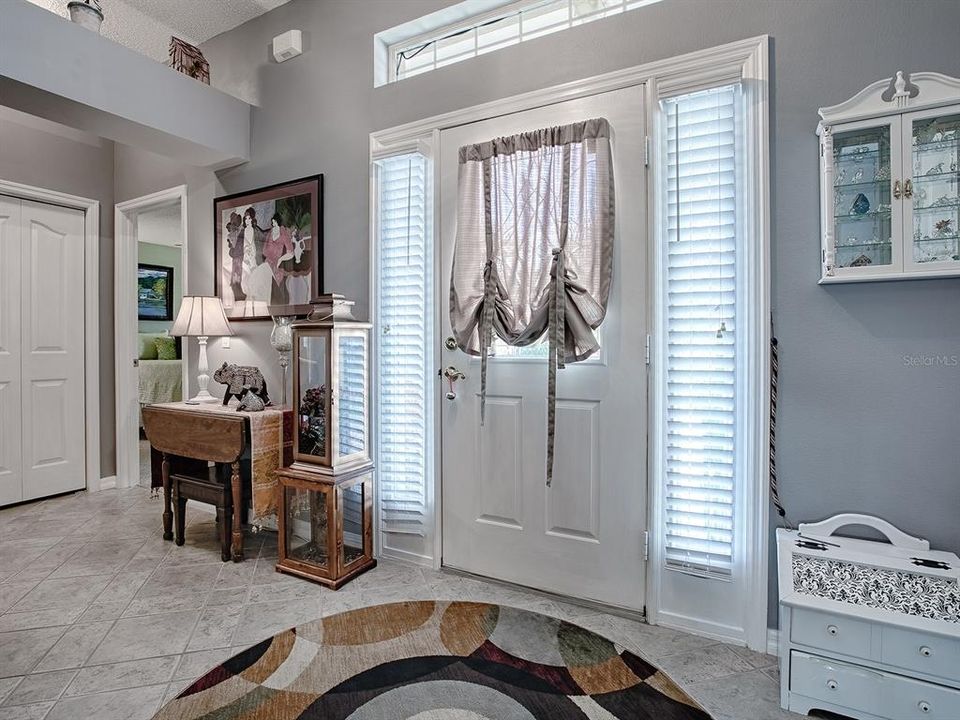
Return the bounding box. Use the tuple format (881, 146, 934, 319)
(375, 153, 431, 538)
(662, 84, 739, 576)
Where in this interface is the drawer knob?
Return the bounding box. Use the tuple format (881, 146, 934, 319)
(827, 625, 839, 636)
(826, 679, 839, 691)
(919, 646, 932, 657)
(919, 701, 931, 714)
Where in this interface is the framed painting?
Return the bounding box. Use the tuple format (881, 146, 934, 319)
(137, 263, 174, 321)
(214, 175, 323, 320)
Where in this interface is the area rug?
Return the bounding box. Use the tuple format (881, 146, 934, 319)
(153, 601, 712, 719)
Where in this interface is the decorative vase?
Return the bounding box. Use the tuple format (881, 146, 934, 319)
(270, 315, 294, 406)
(67, 0, 103, 32)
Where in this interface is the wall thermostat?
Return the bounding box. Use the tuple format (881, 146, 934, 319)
(272, 30, 302, 63)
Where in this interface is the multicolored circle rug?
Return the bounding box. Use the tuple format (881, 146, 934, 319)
(153, 601, 712, 719)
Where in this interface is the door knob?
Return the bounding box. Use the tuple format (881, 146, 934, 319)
(441, 366, 466, 400)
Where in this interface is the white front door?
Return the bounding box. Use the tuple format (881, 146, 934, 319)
(0, 196, 87, 504)
(439, 86, 648, 611)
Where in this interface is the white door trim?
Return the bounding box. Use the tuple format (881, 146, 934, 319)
(0, 178, 102, 493)
(369, 35, 770, 648)
(114, 185, 189, 489)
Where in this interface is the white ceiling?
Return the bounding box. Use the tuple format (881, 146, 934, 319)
(27, 0, 292, 62)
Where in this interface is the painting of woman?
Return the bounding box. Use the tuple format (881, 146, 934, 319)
(224, 211, 244, 300)
(262, 212, 295, 305)
(214, 175, 323, 320)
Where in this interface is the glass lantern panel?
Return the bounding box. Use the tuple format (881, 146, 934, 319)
(339, 478, 367, 568)
(284, 485, 328, 568)
(337, 335, 368, 459)
(297, 333, 328, 459)
(832, 125, 893, 268)
(910, 113, 960, 265)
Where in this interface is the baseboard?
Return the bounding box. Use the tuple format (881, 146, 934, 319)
(377, 545, 436, 568)
(96, 475, 117, 492)
(655, 609, 747, 647)
(767, 628, 780, 657)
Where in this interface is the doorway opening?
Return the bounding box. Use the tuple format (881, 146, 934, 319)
(114, 186, 189, 490)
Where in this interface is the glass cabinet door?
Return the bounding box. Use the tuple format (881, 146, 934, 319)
(295, 330, 330, 463)
(830, 122, 899, 271)
(334, 332, 369, 465)
(905, 111, 960, 267)
(283, 483, 330, 572)
(337, 473, 371, 572)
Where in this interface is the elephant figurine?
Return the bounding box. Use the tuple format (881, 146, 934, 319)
(212, 362, 270, 407)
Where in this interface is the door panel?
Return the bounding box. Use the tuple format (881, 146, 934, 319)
(475, 395, 523, 529)
(440, 86, 647, 611)
(0, 197, 22, 505)
(20, 199, 86, 501)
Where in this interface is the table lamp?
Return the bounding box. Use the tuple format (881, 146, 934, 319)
(171, 296, 234, 404)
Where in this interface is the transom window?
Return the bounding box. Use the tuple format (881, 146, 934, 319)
(385, 0, 664, 83)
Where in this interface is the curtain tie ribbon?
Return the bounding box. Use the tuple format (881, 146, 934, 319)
(546, 248, 567, 487)
(479, 258, 496, 425)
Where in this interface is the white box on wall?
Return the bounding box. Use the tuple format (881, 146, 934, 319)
(273, 30, 302, 63)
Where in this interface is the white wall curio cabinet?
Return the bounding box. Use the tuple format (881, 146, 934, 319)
(819, 70, 960, 283)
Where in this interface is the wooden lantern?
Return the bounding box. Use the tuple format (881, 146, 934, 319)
(275, 294, 376, 588)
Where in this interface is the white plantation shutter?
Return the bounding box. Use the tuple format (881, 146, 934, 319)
(375, 152, 432, 539)
(662, 84, 740, 576)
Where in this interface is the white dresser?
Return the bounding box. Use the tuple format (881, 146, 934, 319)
(777, 514, 960, 719)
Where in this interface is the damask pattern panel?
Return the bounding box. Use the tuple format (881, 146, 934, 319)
(793, 554, 960, 623)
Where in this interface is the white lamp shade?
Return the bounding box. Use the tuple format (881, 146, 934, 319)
(170, 296, 234, 337)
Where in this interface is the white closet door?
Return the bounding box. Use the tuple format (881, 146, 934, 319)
(20, 199, 86, 501)
(0, 197, 23, 505)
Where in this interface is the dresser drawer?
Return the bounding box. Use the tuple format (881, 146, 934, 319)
(791, 607, 873, 658)
(882, 668, 960, 720)
(790, 651, 960, 720)
(881, 626, 960, 683)
(790, 651, 883, 716)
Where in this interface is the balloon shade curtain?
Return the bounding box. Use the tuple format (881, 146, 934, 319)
(449, 118, 614, 484)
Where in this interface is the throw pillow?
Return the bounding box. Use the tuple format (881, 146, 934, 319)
(138, 334, 159, 360)
(155, 336, 178, 360)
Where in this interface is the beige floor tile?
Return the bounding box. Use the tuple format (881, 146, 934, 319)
(0, 607, 85, 633)
(0, 678, 21, 706)
(2, 670, 77, 706)
(687, 668, 798, 720)
(64, 656, 179, 697)
(12, 575, 113, 613)
(32, 622, 115, 673)
(173, 647, 237, 682)
(185, 604, 244, 651)
(87, 611, 200, 665)
(45, 684, 167, 720)
(231, 598, 323, 646)
(652, 644, 756, 686)
(0, 700, 55, 719)
(0, 626, 67, 678)
(135, 564, 221, 599)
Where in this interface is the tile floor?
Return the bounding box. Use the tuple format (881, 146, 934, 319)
(0, 486, 805, 720)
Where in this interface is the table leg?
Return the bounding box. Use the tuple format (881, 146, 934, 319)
(231, 460, 244, 562)
(162, 452, 173, 541)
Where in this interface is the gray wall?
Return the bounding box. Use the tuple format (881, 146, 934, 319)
(125, 0, 960, 627)
(0, 107, 117, 476)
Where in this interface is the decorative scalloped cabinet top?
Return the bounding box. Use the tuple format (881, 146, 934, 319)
(817, 70, 960, 134)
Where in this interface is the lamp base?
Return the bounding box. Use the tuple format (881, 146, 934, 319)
(187, 389, 219, 404)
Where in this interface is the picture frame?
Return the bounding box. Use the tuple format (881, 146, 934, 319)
(137, 263, 174, 321)
(214, 175, 323, 321)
